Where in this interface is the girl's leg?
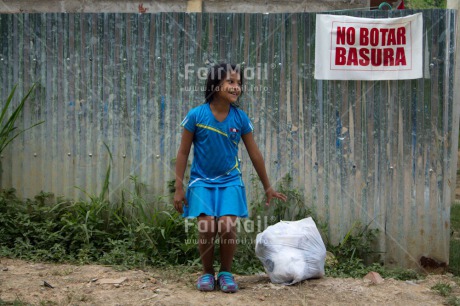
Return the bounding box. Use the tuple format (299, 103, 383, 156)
(217, 215, 238, 272)
(197, 215, 217, 274)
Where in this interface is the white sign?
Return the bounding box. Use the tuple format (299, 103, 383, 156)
(314, 13, 423, 80)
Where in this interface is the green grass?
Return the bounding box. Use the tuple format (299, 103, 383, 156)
(406, 0, 446, 9)
(0, 297, 29, 306)
(450, 203, 460, 276)
(447, 296, 460, 306)
(452, 202, 460, 231)
(0, 174, 426, 281)
(0, 84, 44, 157)
(432, 282, 453, 297)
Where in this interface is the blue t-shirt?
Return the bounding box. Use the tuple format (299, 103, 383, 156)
(181, 103, 253, 187)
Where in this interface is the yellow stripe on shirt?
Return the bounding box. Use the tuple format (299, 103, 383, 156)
(227, 156, 240, 173)
(196, 124, 228, 137)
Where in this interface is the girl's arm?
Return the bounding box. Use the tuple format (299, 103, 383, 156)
(174, 128, 194, 213)
(242, 132, 287, 205)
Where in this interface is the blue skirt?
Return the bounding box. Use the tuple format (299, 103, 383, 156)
(183, 185, 248, 218)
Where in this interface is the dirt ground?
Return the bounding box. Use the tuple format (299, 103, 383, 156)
(1, 257, 459, 306)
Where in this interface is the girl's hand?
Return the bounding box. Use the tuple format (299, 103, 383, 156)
(173, 189, 187, 213)
(265, 187, 287, 206)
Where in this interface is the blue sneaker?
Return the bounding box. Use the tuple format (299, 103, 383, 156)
(196, 273, 215, 291)
(217, 271, 238, 293)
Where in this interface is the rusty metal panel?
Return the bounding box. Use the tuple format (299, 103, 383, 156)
(0, 10, 457, 268)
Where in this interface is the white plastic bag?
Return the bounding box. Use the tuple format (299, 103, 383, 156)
(255, 217, 326, 285)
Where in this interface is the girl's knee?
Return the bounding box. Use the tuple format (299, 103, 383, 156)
(197, 215, 216, 229)
(218, 216, 237, 235)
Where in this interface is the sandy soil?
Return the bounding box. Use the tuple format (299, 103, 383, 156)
(1, 258, 459, 306)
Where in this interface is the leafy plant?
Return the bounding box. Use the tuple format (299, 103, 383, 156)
(379, 267, 421, 281)
(328, 221, 379, 262)
(0, 296, 28, 306)
(0, 84, 44, 155)
(431, 279, 460, 305)
(324, 220, 388, 278)
(0, 139, 200, 268)
(450, 203, 460, 276)
(0, 170, 424, 281)
(250, 174, 318, 223)
(406, 0, 446, 9)
(431, 282, 453, 297)
(447, 296, 460, 306)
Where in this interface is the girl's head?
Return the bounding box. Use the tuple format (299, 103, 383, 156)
(205, 63, 243, 104)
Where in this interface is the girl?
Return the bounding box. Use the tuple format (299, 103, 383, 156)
(174, 63, 287, 293)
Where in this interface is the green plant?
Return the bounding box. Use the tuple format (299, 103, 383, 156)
(432, 282, 453, 297)
(430, 276, 460, 305)
(250, 174, 317, 223)
(406, 0, 446, 9)
(231, 219, 263, 275)
(0, 292, 30, 305)
(0, 296, 28, 306)
(0, 84, 44, 190)
(447, 296, 460, 306)
(0, 84, 44, 155)
(379, 267, 421, 281)
(0, 182, 200, 268)
(452, 203, 460, 230)
(451, 203, 460, 276)
(324, 220, 390, 278)
(0, 170, 425, 281)
(328, 221, 379, 262)
(167, 179, 176, 194)
(98, 238, 149, 270)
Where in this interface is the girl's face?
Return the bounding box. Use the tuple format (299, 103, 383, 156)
(214, 70, 242, 104)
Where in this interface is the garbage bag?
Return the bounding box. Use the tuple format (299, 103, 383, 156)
(255, 217, 326, 285)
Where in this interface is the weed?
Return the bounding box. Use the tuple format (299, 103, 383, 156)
(99, 238, 149, 270)
(51, 267, 74, 276)
(250, 174, 317, 223)
(431, 280, 460, 305)
(167, 179, 176, 194)
(406, 0, 446, 9)
(454, 276, 460, 286)
(452, 203, 460, 230)
(380, 267, 421, 281)
(432, 282, 453, 297)
(450, 203, 460, 276)
(325, 220, 384, 278)
(0, 178, 199, 269)
(0, 295, 28, 306)
(447, 296, 460, 306)
(38, 301, 57, 306)
(329, 221, 379, 261)
(0, 172, 424, 281)
(0, 84, 44, 156)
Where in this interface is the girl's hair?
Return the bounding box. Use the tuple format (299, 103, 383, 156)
(205, 63, 243, 103)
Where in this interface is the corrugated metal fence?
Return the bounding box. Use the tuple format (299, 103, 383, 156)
(0, 10, 457, 268)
